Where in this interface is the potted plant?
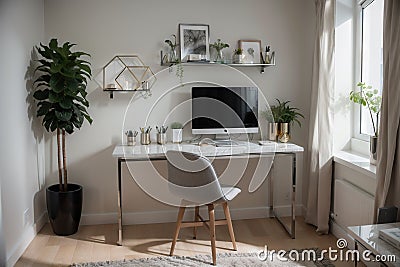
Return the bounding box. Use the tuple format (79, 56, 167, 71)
(165, 34, 183, 83)
(210, 39, 229, 63)
(232, 48, 245, 64)
(171, 122, 183, 143)
(349, 82, 382, 164)
(264, 99, 304, 142)
(33, 39, 92, 235)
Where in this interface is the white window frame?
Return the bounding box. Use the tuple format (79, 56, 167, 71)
(353, 0, 381, 142)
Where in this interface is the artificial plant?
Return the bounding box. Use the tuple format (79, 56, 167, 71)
(33, 38, 92, 191)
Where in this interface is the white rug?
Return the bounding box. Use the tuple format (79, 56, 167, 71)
(72, 250, 334, 267)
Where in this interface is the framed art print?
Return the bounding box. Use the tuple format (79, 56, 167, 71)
(179, 24, 210, 61)
(239, 40, 262, 64)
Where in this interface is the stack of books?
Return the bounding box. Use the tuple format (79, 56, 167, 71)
(379, 228, 400, 250)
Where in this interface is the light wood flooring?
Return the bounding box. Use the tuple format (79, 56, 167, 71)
(16, 217, 354, 266)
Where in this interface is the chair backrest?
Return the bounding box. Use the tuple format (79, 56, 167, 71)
(166, 150, 226, 205)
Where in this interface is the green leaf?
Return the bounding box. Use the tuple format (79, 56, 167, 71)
(37, 101, 52, 116)
(55, 110, 72, 121)
(33, 89, 50, 100)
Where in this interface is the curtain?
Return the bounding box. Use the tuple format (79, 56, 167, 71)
(305, 0, 335, 234)
(374, 0, 400, 222)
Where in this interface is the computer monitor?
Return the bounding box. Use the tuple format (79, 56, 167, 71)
(191, 86, 259, 135)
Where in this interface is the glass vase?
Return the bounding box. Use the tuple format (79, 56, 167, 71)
(169, 47, 178, 63)
(215, 50, 224, 63)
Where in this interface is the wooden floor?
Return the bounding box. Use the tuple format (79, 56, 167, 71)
(16, 217, 354, 266)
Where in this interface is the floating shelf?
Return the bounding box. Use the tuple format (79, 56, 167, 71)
(103, 88, 150, 99)
(160, 59, 275, 73)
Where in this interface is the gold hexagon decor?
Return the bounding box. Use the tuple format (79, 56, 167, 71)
(102, 55, 156, 97)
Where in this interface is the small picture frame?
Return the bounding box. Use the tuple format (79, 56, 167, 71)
(239, 40, 262, 64)
(179, 24, 210, 62)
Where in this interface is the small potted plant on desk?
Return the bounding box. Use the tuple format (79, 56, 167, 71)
(33, 39, 92, 235)
(265, 99, 304, 143)
(350, 82, 382, 165)
(171, 122, 183, 143)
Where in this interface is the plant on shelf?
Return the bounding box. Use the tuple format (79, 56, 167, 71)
(165, 34, 183, 83)
(33, 38, 92, 235)
(210, 39, 229, 63)
(232, 48, 245, 64)
(171, 122, 183, 143)
(264, 99, 304, 143)
(349, 82, 381, 137)
(165, 34, 178, 63)
(349, 82, 382, 164)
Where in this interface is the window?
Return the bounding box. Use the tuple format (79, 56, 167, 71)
(357, 0, 384, 138)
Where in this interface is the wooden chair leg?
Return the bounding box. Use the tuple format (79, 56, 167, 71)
(193, 206, 199, 239)
(170, 207, 186, 256)
(223, 202, 237, 251)
(208, 204, 216, 265)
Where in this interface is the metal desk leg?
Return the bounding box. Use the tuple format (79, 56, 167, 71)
(291, 153, 296, 239)
(272, 153, 296, 239)
(117, 158, 123, 246)
(354, 241, 358, 267)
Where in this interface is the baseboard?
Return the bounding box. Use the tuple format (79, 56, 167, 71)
(80, 204, 304, 226)
(7, 211, 47, 267)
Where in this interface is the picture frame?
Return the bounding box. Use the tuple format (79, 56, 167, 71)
(239, 40, 262, 64)
(179, 24, 210, 62)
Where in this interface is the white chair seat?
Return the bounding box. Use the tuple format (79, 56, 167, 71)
(221, 186, 241, 201)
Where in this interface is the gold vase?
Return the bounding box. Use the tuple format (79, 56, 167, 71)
(278, 123, 290, 143)
(268, 123, 278, 141)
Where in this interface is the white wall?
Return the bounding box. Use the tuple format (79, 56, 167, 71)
(43, 0, 315, 223)
(0, 0, 46, 266)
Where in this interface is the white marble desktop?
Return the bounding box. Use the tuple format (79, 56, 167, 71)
(348, 223, 400, 266)
(112, 141, 304, 159)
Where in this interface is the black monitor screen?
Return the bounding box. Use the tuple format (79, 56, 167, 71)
(192, 87, 258, 131)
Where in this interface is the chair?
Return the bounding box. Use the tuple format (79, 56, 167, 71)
(166, 150, 241, 265)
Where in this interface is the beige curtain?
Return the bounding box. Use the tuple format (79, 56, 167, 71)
(374, 0, 400, 222)
(305, 0, 335, 234)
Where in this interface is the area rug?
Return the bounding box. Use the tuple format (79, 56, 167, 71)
(72, 249, 334, 267)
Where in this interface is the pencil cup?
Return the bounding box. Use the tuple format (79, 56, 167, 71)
(157, 133, 166, 145)
(140, 133, 151, 145)
(127, 136, 136, 146)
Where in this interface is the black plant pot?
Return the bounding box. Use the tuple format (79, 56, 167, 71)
(46, 183, 83, 236)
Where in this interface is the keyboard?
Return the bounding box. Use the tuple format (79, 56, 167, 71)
(214, 140, 240, 147)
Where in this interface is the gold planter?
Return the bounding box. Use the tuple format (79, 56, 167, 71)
(278, 123, 290, 143)
(268, 123, 278, 141)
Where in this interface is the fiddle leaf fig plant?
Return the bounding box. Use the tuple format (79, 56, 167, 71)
(33, 38, 92, 191)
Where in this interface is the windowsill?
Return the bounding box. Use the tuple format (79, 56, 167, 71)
(333, 150, 376, 179)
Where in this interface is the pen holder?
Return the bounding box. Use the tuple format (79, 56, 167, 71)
(157, 133, 167, 145)
(127, 136, 136, 146)
(140, 133, 151, 145)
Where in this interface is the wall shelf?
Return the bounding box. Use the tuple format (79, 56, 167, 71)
(103, 88, 150, 99)
(160, 58, 275, 74)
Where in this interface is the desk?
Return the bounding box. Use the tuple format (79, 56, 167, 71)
(112, 141, 303, 245)
(348, 223, 400, 267)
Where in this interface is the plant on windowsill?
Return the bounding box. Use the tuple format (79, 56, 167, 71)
(263, 99, 304, 143)
(349, 82, 382, 164)
(210, 39, 229, 63)
(33, 38, 92, 235)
